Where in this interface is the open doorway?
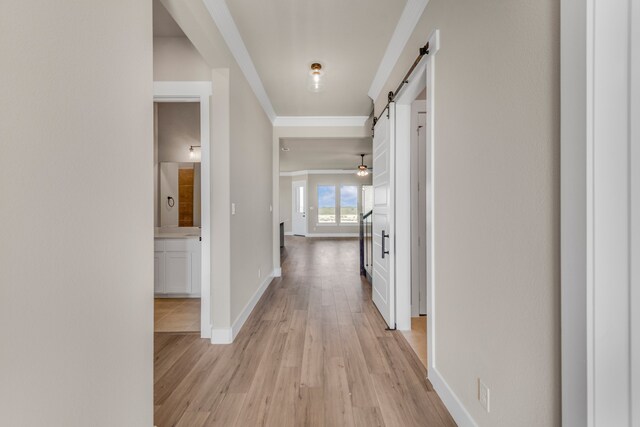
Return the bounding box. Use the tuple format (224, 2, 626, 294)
(403, 96, 428, 368)
(153, 81, 212, 339)
(153, 101, 202, 333)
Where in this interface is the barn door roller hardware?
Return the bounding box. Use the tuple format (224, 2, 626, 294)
(371, 42, 430, 134)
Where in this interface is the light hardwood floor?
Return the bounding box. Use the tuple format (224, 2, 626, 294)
(401, 316, 428, 369)
(154, 237, 455, 426)
(155, 298, 200, 333)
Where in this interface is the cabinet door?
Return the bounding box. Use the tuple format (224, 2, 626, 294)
(154, 252, 165, 294)
(165, 251, 191, 294)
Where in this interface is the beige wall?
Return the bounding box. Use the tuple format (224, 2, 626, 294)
(156, 102, 201, 163)
(279, 175, 292, 232)
(156, 0, 274, 329)
(154, 36, 211, 81)
(374, 1, 561, 425)
(0, 1, 153, 425)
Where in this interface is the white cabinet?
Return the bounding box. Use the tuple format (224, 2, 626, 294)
(154, 238, 201, 296)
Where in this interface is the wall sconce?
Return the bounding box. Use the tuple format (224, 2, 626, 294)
(189, 145, 201, 159)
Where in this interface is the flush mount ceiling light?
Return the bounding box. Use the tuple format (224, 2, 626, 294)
(281, 147, 290, 152)
(307, 62, 324, 93)
(356, 154, 369, 177)
(189, 145, 201, 159)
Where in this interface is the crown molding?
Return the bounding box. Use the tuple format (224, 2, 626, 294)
(273, 116, 369, 127)
(367, 0, 429, 102)
(203, 0, 277, 122)
(280, 170, 359, 177)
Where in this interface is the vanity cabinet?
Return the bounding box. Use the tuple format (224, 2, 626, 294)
(154, 238, 201, 296)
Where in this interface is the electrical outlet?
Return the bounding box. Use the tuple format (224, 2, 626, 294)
(231, 203, 236, 215)
(478, 379, 490, 413)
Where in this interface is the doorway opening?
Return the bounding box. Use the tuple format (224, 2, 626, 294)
(153, 81, 212, 339)
(402, 97, 428, 368)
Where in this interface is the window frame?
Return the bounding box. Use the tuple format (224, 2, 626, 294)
(315, 183, 361, 226)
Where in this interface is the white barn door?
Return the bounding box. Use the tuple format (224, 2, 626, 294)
(372, 103, 396, 329)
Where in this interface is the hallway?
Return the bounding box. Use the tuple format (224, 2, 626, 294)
(154, 237, 455, 426)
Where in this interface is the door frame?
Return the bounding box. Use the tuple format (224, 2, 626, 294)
(410, 100, 428, 317)
(561, 0, 639, 424)
(393, 31, 474, 422)
(153, 81, 212, 339)
(291, 179, 308, 236)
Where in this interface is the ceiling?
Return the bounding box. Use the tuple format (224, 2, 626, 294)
(225, 0, 407, 116)
(279, 138, 372, 172)
(153, 0, 185, 37)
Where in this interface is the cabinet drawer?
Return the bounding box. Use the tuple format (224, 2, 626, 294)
(164, 239, 196, 252)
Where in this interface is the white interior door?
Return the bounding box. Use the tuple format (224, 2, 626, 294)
(292, 180, 307, 236)
(372, 104, 396, 328)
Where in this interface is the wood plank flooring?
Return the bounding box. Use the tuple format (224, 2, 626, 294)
(154, 236, 456, 426)
(401, 316, 428, 368)
(155, 298, 200, 333)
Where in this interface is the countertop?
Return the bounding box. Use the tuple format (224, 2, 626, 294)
(154, 227, 201, 239)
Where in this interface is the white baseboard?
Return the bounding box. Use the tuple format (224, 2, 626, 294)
(429, 367, 477, 427)
(273, 267, 282, 277)
(284, 231, 294, 236)
(211, 327, 233, 344)
(230, 270, 275, 340)
(210, 270, 275, 345)
(305, 233, 359, 238)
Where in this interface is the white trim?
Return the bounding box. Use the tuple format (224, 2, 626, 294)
(154, 81, 212, 340)
(210, 270, 275, 344)
(273, 267, 282, 277)
(429, 368, 478, 427)
(367, 0, 429, 101)
(280, 170, 357, 176)
(202, 0, 277, 122)
(284, 231, 294, 236)
(230, 271, 275, 340)
(305, 233, 359, 238)
(562, 0, 637, 424)
(273, 116, 369, 127)
(211, 328, 233, 344)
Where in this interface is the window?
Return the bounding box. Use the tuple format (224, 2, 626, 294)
(296, 186, 304, 213)
(317, 185, 336, 223)
(340, 185, 358, 224)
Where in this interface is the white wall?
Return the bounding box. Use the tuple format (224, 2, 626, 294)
(156, 0, 274, 335)
(375, 1, 560, 425)
(156, 102, 201, 163)
(0, 1, 153, 425)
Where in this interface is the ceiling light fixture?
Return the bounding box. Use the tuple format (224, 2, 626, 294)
(307, 62, 324, 93)
(356, 154, 369, 177)
(281, 147, 290, 152)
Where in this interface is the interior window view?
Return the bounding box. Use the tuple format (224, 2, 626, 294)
(3, 1, 638, 427)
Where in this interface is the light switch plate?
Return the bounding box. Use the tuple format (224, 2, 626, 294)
(478, 379, 490, 413)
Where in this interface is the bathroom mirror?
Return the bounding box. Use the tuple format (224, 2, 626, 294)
(159, 162, 201, 227)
